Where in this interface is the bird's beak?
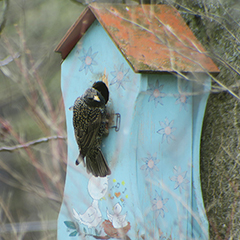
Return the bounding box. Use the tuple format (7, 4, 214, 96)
(93, 95, 100, 102)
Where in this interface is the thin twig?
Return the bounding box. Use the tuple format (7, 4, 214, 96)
(0, 0, 9, 34)
(0, 136, 66, 152)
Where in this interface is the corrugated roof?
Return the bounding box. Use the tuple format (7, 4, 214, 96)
(55, 3, 219, 73)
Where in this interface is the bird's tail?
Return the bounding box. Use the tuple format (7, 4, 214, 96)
(76, 153, 85, 166)
(86, 148, 111, 177)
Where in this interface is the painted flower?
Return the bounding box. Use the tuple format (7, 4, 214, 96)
(110, 63, 129, 89)
(152, 190, 169, 218)
(157, 117, 176, 143)
(147, 80, 166, 107)
(79, 47, 98, 74)
(174, 93, 190, 111)
(174, 85, 190, 111)
(170, 166, 190, 193)
(140, 152, 160, 177)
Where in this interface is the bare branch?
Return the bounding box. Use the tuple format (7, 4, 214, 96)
(0, 136, 66, 152)
(0, 0, 9, 34)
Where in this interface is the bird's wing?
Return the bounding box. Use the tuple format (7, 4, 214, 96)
(118, 213, 127, 223)
(73, 100, 102, 154)
(72, 208, 81, 222)
(107, 209, 113, 222)
(80, 108, 102, 150)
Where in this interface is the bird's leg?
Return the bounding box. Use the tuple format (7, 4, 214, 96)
(105, 111, 121, 133)
(103, 112, 110, 136)
(104, 119, 109, 136)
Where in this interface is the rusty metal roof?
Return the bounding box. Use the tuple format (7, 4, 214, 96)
(55, 3, 219, 73)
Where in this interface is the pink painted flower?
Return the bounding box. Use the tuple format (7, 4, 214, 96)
(140, 152, 160, 177)
(157, 117, 176, 143)
(79, 47, 98, 74)
(110, 63, 130, 89)
(147, 80, 166, 107)
(152, 190, 169, 218)
(174, 85, 190, 111)
(170, 166, 190, 193)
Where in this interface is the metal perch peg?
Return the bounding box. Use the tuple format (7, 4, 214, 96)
(111, 113, 121, 132)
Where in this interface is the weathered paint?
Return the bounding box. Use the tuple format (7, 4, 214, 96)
(57, 18, 210, 239)
(55, 3, 219, 74)
(55, 7, 95, 60)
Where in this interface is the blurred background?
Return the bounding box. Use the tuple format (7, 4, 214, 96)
(0, 0, 83, 239)
(0, 0, 239, 239)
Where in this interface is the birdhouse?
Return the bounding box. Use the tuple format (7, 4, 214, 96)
(55, 3, 219, 239)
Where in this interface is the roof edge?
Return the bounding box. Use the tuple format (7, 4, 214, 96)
(55, 4, 220, 74)
(54, 7, 95, 59)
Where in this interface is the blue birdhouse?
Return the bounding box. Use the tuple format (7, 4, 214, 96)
(55, 4, 219, 239)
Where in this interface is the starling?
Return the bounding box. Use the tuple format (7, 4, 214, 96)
(73, 81, 111, 177)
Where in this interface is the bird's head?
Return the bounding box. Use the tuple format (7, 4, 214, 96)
(92, 81, 109, 104)
(113, 203, 122, 214)
(83, 88, 105, 107)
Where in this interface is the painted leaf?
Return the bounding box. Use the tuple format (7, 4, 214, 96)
(69, 230, 78, 237)
(64, 221, 76, 230)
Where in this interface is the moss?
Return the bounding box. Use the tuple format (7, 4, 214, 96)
(153, 0, 240, 239)
(201, 92, 240, 239)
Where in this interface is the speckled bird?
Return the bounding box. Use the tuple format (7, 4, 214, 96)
(73, 81, 111, 177)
